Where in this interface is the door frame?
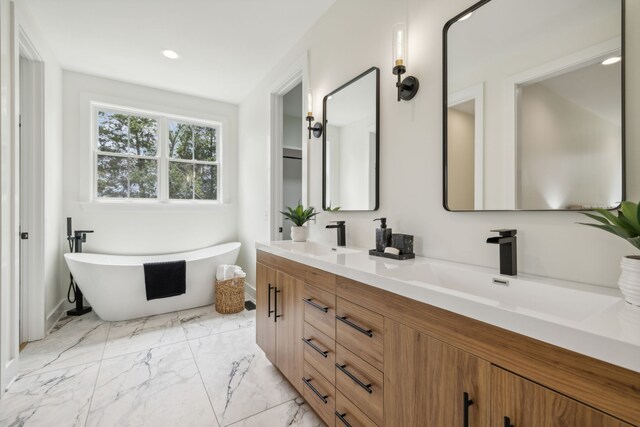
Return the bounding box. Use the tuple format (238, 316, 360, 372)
(17, 26, 46, 343)
(269, 52, 310, 241)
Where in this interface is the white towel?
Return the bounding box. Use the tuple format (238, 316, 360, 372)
(217, 265, 243, 280)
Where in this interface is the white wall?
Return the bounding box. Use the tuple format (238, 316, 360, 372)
(447, 108, 475, 210)
(283, 115, 302, 149)
(337, 115, 374, 210)
(0, 0, 18, 393)
(238, 0, 640, 292)
(15, 1, 66, 335)
(62, 72, 239, 286)
(518, 83, 621, 210)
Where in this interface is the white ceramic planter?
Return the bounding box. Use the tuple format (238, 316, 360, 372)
(290, 226, 309, 242)
(618, 255, 640, 306)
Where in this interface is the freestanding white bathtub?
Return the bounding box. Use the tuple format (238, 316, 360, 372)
(64, 242, 241, 321)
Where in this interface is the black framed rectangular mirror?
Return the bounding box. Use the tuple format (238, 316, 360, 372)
(443, 0, 624, 211)
(323, 67, 380, 211)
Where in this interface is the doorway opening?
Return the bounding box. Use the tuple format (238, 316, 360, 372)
(281, 83, 303, 240)
(269, 53, 309, 242)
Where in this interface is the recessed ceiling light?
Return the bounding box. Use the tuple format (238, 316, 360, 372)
(601, 56, 621, 65)
(458, 12, 473, 22)
(162, 49, 180, 59)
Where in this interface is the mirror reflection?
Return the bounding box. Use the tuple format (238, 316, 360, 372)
(323, 67, 379, 211)
(445, 0, 623, 211)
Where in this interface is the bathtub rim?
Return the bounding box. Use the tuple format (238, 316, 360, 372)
(64, 241, 241, 266)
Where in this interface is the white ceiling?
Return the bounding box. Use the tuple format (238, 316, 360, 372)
(23, 0, 335, 104)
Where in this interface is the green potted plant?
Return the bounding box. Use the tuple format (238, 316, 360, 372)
(281, 203, 318, 242)
(579, 201, 640, 306)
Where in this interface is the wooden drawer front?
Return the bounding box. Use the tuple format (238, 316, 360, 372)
(303, 322, 336, 384)
(303, 361, 336, 427)
(335, 344, 384, 426)
(303, 283, 336, 340)
(335, 297, 384, 371)
(257, 250, 336, 293)
(335, 390, 379, 427)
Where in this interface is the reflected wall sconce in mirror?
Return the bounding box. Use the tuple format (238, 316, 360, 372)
(306, 91, 323, 139)
(392, 23, 419, 102)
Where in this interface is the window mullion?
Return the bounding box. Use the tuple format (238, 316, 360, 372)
(160, 117, 167, 202)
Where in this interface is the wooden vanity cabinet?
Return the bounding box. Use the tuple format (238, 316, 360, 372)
(384, 319, 490, 427)
(491, 367, 634, 427)
(256, 251, 640, 427)
(256, 263, 277, 363)
(255, 262, 304, 394)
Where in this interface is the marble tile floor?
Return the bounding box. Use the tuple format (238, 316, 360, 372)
(0, 305, 325, 427)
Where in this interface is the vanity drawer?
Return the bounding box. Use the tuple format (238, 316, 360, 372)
(303, 322, 335, 384)
(335, 344, 384, 426)
(303, 361, 336, 427)
(335, 297, 384, 371)
(335, 390, 379, 427)
(303, 283, 336, 340)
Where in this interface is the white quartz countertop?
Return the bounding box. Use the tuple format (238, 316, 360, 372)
(256, 240, 640, 373)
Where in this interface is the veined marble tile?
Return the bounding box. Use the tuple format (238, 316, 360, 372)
(178, 305, 255, 340)
(103, 311, 186, 359)
(86, 342, 217, 427)
(190, 327, 298, 426)
(228, 398, 324, 427)
(0, 362, 99, 427)
(18, 312, 109, 376)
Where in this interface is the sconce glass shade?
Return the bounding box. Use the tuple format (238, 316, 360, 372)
(392, 23, 407, 68)
(307, 91, 314, 117)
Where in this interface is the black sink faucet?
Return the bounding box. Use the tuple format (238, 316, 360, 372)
(326, 221, 346, 247)
(486, 229, 517, 276)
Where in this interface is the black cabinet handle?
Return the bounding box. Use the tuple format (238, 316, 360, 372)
(302, 337, 329, 358)
(335, 363, 373, 394)
(302, 377, 328, 404)
(268, 284, 274, 318)
(504, 416, 513, 427)
(303, 298, 329, 313)
(335, 411, 352, 427)
(274, 288, 282, 322)
(463, 392, 474, 427)
(336, 316, 373, 337)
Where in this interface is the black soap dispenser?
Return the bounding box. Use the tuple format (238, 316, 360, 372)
(374, 218, 392, 252)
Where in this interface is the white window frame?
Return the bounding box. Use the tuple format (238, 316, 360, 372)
(91, 102, 223, 204)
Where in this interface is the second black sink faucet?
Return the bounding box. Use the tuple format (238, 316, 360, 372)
(326, 221, 346, 247)
(486, 229, 517, 276)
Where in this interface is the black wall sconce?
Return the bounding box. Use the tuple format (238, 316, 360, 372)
(306, 91, 323, 139)
(392, 23, 419, 102)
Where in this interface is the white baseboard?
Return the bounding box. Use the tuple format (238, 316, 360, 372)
(46, 298, 69, 334)
(244, 281, 256, 302)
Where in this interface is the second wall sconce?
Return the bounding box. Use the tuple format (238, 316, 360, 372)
(306, 91, 323, 139)
(392, 23, 419, 102)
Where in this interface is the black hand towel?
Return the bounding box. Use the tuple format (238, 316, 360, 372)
(143, 260, 186, 301)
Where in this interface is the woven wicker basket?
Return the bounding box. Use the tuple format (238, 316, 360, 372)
(215, 277, 245, 314)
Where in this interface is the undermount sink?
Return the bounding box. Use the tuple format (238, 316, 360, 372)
(270, 241, 360, 257)
(381, 261, 620, 323)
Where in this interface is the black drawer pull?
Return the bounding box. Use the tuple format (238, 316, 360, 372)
(302, 337, 329, 358)
(268, 284, 274, 318)
(303, 298, 329, 313)
(504, 416, 513, 427)
(302, 377, 328, 404)
(335, 411, 352, 427)
(336, 316, 373, 337)
(463, 392, 474, 427)
(336, 364, 373, 394)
